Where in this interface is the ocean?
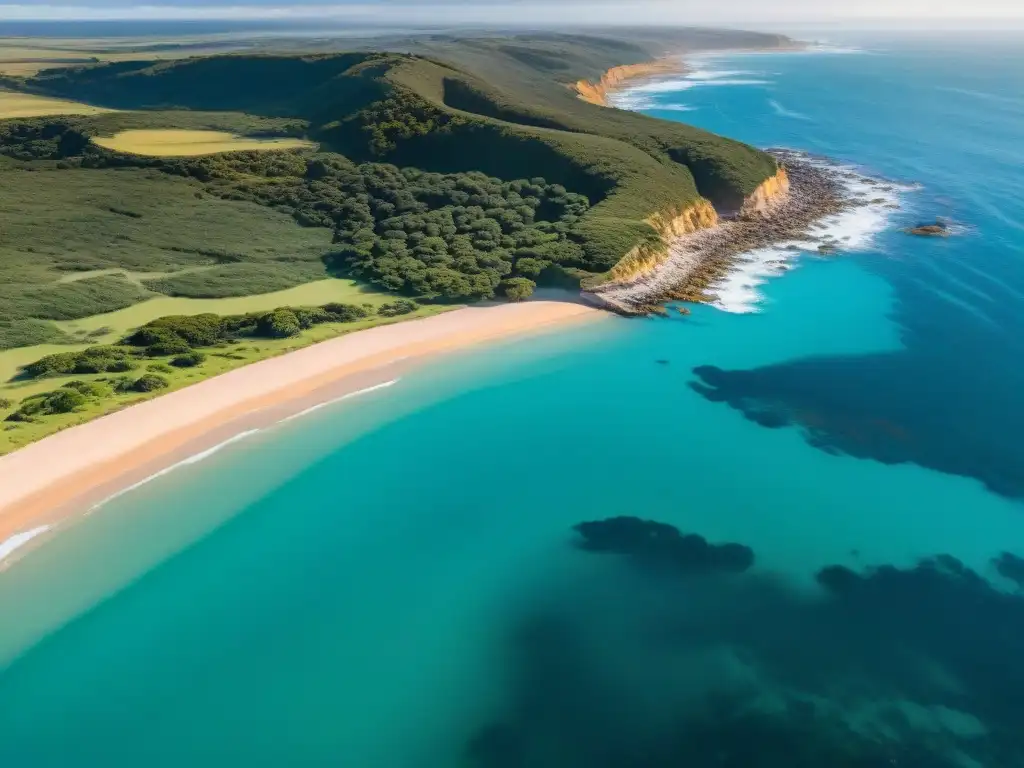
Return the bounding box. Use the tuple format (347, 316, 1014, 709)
(2, 33, 1024, 767)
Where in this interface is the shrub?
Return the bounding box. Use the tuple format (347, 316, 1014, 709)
(147, 339, 192, 356)
(292, 306, 329, 329)
(132, 373, 170, 392)
(171, 351, 206, 368)
(147, 363, 174, 373)
(502, 277, 536, 301)
(111, 375, 136, 393)
(8, 387, 89, 420)
(321, 302, 371, 322)
(0, 397, 12, 409)
(22, 345, 135, 378)
(64, 380, 113, 398)
(44, 388, 89, 413)
(378, 299, 418, 317)
(131, 314, 227, 347)
(256, 309, 302, 338)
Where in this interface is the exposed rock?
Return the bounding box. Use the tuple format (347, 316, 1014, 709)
(574, 59, 685, 106)
(587, 152, 853, 314)
(904, 221, 950, 237)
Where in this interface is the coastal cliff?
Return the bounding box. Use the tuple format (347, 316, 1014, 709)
(587, 156, 852, 314)
(588, 164, 793, 312)
(575, 59, 684, 106)
(740, 167, 790, 218)
(607, 200, 719, 283)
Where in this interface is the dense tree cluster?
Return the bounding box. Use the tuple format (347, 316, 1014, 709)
(232, 158, 591, 300)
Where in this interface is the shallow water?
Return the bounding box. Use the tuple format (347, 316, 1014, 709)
(2, 33, 1024, 767)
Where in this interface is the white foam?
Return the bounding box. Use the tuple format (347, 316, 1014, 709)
(709, 155, 912, 314)
(769, 99, 811, 120)
(629, 77, 769, 94)
(88, 428, 262, 513)
(0, 525, 53, 564)
(277, 379, 399, 425)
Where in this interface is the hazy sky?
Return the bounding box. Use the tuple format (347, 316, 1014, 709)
(1, 0, 1022, 24)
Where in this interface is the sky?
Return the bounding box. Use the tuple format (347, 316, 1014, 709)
(0, 0, 1022, 25)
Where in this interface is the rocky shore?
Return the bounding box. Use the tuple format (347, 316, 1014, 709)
(584, 150, 892, 315)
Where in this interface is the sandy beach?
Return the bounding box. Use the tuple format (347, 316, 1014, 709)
(0, 300, 600, 566)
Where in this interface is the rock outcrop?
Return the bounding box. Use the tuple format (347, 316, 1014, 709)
(740, 167, 790, 219)
(605, 200, 719, 285)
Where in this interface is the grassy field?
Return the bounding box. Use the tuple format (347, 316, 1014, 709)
(0, 37, 256, 76)
(91, 129, 315, 156)
(0, 90, 113, 118)
(0, 164, 337, 348)
(0, 302, 452, 454)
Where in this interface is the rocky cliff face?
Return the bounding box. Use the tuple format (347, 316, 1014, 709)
(575, 59, 683, 106)
(607, 200, 719, 283)
(739, 167, 790, 219)
(600, 167, 788, 289)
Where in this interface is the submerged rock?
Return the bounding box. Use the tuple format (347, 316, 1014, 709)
(904, 219, 951, 237)
(572, 516, 754, 574)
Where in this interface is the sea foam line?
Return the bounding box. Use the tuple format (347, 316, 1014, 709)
(277, 379, 400, 425)
(709, 153, 913, 314)
(0, 525, 53, 564)
(88, 428, 262, 513)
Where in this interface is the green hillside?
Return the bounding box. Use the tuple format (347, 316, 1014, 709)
(0, 32, 784, 351)
(0, 29, 787, 447)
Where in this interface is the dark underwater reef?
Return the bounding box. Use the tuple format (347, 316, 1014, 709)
(466, 518, 1024, 767)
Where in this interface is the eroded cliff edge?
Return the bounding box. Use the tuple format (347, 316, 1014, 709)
(585, 158, 854, 315)
(575, 59, 685, 106)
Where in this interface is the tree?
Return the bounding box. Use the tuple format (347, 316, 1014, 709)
(502, 277, 536, 302)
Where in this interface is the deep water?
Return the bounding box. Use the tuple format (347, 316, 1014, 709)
(3, 34, 1024, 767)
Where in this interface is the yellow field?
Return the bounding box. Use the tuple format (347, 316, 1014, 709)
(91, 130, 316, 157)
(0, 90, 114, 119)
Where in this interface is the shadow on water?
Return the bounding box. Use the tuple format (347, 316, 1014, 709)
(465, 518, 1024, 768)
(689, 240, 1024, 499)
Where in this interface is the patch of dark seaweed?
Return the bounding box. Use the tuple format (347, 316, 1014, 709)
(466, 542, 1024, 768)
(993, 552, 1024, 590)
(689, 351, 1024, 500)
(573, 516, 754, 574)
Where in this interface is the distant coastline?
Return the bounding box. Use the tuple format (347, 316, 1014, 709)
(573, 39, 804, 107)
(574, 58, 688, 106)
(580, 45, 906, 315)
(0, 300, 601, 570)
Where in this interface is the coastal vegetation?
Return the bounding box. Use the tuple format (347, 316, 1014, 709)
(0, 299, 448, 453)
(0, 28, 788, 451)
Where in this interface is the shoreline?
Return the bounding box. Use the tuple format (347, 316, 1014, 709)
(0, 300, 602, 569)
(585, 152, 857, 314)
(574, 41, 806, 107)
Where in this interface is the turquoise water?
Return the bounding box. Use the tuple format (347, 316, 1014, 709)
(3, 35, 1024, 766)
